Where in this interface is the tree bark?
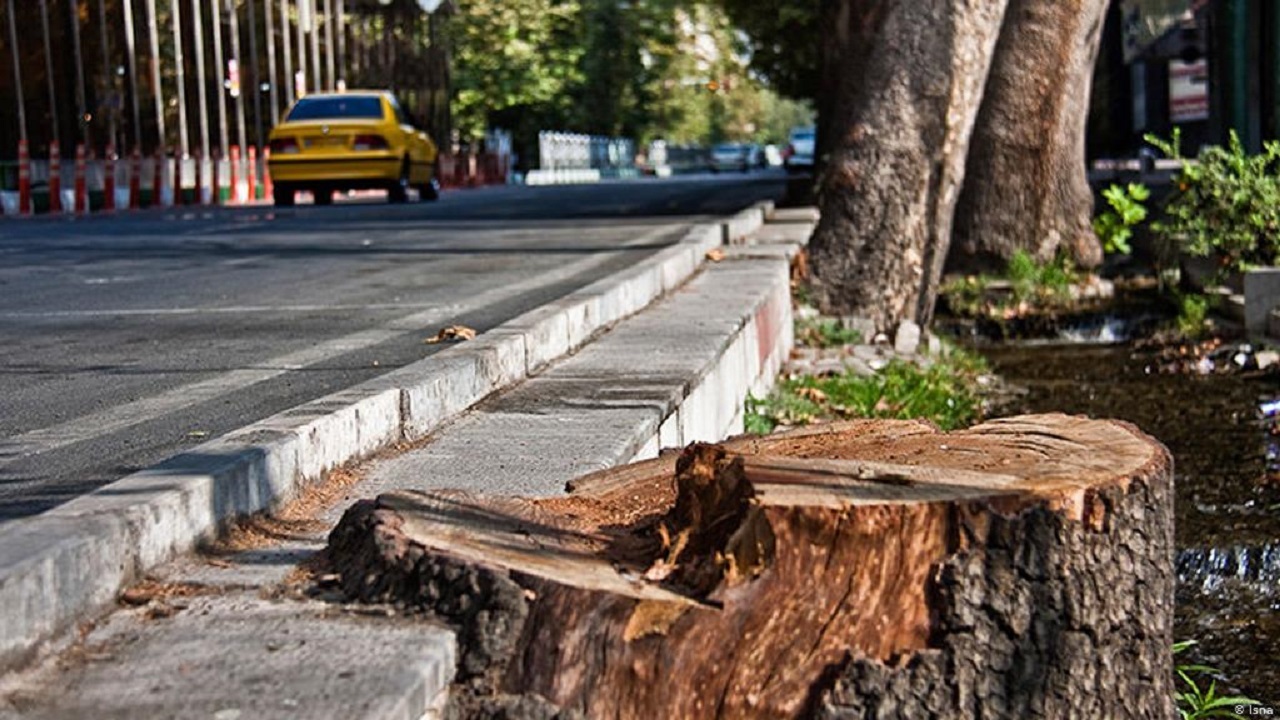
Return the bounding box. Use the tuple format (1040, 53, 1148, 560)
(948, 0, 1109, 274)
(807, 0, 1008, 333)
(326, 414, 1174, 719)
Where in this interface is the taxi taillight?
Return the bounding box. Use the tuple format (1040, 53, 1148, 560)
(269, 137, 300, 154)
(353, 134, 389, 151)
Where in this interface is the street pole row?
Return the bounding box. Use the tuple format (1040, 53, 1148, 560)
(3, 0, 405, 160)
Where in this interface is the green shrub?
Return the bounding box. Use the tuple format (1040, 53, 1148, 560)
(1147, 128, 1280, 273)
(1094, 182, 1150, 255)
(1176, 293, 1209, 339)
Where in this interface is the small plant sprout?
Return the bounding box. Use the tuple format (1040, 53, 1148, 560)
(1094, 182, 1150, 255)
(1173, 640, 1262, 720)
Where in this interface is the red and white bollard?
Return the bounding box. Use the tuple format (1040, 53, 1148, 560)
(172, 150, 183, 206)
(262, 147, 273, 201)
(73, 144, 88, 214)
(211, 149, 221, 206)
(247, 146, 258, 202)
(103, 145, 116, 212)
(229, 145, 241, 205)
(152, 148, 164, 207)
(17, 140, 31, 215)
(48, 141, 62, 214)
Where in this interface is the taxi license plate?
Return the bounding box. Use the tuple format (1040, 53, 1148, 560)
(306, 136, 346, 148)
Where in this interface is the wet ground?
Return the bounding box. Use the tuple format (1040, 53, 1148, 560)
(973, 336, 1280, 705)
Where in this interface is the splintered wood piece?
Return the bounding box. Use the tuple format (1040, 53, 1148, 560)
(327, 413, 1175, 719)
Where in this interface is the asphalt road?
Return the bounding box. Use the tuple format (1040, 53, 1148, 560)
(0, 173, 787, 521)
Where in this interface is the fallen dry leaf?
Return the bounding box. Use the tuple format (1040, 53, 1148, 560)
(425, 325, 477, 344)
(119, 580, 215, 607)
(796, 387, 828, 403)
(706, 248, 726, 263)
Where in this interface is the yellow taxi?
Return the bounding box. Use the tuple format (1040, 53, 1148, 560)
(267, 91, 438, 206)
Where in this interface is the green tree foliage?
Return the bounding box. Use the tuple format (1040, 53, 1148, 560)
(712, 0, 818, 101)
(450, 0, 586, 142)
(448, 0, 812, 153)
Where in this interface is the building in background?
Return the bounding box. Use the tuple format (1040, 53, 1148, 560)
(1091, 0, 1280, 159)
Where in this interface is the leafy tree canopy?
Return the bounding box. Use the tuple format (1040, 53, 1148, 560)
(448, 0, 813, 150)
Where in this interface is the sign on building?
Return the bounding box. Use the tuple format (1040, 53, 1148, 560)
(1169, 59, 1209, 122)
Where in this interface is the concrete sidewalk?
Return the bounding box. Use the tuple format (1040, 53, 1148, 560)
(0, 205, 814, 720)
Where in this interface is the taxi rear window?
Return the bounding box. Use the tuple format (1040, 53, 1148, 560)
(286, 96, 384, 121)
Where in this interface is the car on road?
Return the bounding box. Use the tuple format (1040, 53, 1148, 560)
(710, 143, 752, 173)
(784, 126, 815, 173)
(267, 91, 439, 207)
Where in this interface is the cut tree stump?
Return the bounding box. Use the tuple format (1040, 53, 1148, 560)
(326, 414, 1174, 719)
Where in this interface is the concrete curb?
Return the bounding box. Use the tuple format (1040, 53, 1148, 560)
(636, 255, 793, 455)
(0, 218, 740, 673)
(723, 200, 774, 244)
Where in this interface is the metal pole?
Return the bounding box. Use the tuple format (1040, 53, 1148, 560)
(40, 0, 61, 146)
(308, 0, 320, 94)
(144, 0, 166, 149)
(190, 0, 210, 161)
(295, 0, 306, 94)
(68, 0, 89, 146)
(121, 0, 142, 150)
(335, 0, 344, 89)
(351, 12, 360, 83)
(322, 0, 334, 91)
(6, 0, 26, 145)
(279, 0, 294, 106)
(171, 0, 189, 157)
(96, 0, 117, 151)
(227, 0, 248, 154)
(264, 0, 279, 123)
(210, 0, 228, 154)
(247, 0, 263, 145)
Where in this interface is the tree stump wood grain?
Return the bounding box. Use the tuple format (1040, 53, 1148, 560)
(326, 413, 1175, 719)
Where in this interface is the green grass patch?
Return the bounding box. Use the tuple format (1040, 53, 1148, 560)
(940, 250, 1080, 319)
(795, 315, 862, 348)
(746, 346, 989, 434)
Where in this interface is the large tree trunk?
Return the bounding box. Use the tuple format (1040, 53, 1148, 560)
(807, 0, 1009, 333)
(948, 0, 1109, 274)
(327, 414, 1174, 719)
